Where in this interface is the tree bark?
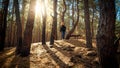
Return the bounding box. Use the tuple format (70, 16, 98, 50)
(66, 0, 79, 39)
(84, 0, 93, 48)
(20, 0, 36, 56)
(0, 0, 9, 51)
(91, 8, 95, 39)
(97, 0, 119, 68)
(72, 0, 75, 26)
(60, 0, 66, 22)
(54, 0, 58, 40)
(14, 0, 23, 55)
(50, 0, 58, 45)
(10, 5, 14, 46)
(42, 0, 46, 45)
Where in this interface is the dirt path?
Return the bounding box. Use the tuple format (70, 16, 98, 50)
(0, 39, 99, 68)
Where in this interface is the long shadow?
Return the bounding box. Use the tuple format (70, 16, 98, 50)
(0, 51, 15, 68)
(0, 47, 15, 55)
(53, 43, 74, 57)
(43, 45, 69, 68)
(9, 54, 30, 68)
(64, 39, 86, 47)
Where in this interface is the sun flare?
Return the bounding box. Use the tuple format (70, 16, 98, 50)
(35, 2, 43, 16)
(35, 0, 52, 20)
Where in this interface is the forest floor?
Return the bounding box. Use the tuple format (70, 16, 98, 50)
(0, 39, 120, 68)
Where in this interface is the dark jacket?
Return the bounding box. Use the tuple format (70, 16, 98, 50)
(60, 25, 66, 32)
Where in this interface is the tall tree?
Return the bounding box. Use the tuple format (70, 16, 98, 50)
(0, 0, 9, 51)
(66, 0, 79, 39)
(89, 0, 96, 39)
(84, 0, 93, 48)
(54, 0, 58, 40)
(42, 0, 46, 45)
(97, 0, 119, 68)
(50, 0, 58, 45)
(9, 3, 14, 46)
(14, 0, 23, 55)
(20, 0, 36, 56)
(21, 0, 28, 38)
(91, 8, 95, 39)
(71, 0, 75, 26)
(60, 0, 66, 22)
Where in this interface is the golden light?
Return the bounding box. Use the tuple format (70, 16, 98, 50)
(35, 0, 53, 23)
(35, 1, 43, 16)
(35, 0, 52, 16)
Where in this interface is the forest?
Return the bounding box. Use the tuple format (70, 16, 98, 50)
(0, 0, 120, 68)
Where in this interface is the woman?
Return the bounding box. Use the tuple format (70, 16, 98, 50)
(60, 22, 66, 39)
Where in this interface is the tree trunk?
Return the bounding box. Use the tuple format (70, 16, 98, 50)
(60, 0, 66, 22)
(84, 0, 93, 48)
(21, 0, 28, 38)
(96, 0, 119, 68)
(66, 0, 79, 39)
(72, 0, 75, 26)
(10, 5, 14, 46)
(54, 0, 58, 40)
(0, 0, 9, 51)
(12, 25, 17, 46)
(50, 0, 58, 45)
(42, 0, 46, 45)
(8, 22, 11, 47)
(91, 8, 95, 39)
(20, 0, 36, 56)
(14, 0, 23, 55)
